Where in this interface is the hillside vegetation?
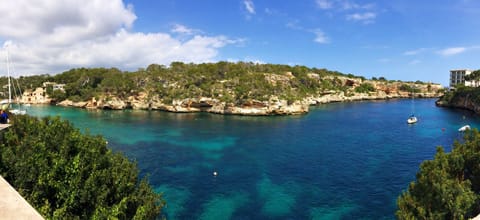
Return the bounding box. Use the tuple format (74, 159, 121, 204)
(0, 62, 440, 105)
(436, 84, 480, 115)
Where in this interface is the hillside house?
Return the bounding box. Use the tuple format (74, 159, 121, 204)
(21, 87, 50, 104)
(450, 69, 479, 88)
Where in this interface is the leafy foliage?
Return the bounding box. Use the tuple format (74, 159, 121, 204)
(354, 83, 375, 93)
(396, 129, 480, 219)
(1, 62, 436, 105)
(439, 86, 480, 106)
(48, 62, 348, 104)
(0, 115, 164, 219)
(399, 84, 421, 93)
(464, 70, 480, 83)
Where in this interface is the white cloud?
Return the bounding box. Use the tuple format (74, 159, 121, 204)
(0, 0, 238, 76)
(286, 22, 329, 44)
(403, 48, 427, 56)
(243, 0, 255, 14)
(341, 2, 374, 10)
(346, 12, 376, 24)
(438, 47, 466, 56)
(316, 0, 334, 9)
(171, 24, 195, 35)
(316, 0, 374, 11)
(316, 0, 378, 23)
(0, 0, 136, 43)
(286, 20, 302, 30)
(313, 30, 329, 44)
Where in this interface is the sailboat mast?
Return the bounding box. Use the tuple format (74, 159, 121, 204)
(410, 90, 414, 114)
(6, 49, 11, 104)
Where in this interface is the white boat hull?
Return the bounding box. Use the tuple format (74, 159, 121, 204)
(407, 117, 417, 124)
(459, 125, 470, 132)
(10, 109, 26, 115)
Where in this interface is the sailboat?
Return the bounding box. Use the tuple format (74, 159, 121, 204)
(406, 90, 417, 124)
(407, 114, 417, 124)
(2, 49, 26, 115)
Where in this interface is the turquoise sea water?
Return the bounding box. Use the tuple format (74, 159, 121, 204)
(23, 99, 479, 219)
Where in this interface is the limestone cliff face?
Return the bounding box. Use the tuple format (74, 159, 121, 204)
(57, 90, 440, 116)
(436, 93, 480, 114)
(56, 77, 443, 116)
(58, 95, 309, 115)
(306, 90, 440, 105)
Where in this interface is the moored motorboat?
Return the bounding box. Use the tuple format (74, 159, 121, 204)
(407, 115, 417, 124)
(458, 125, 470, 132)
(10, 109, 26, 115)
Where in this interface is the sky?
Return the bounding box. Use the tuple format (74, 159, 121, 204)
(1, 1, 480, 86)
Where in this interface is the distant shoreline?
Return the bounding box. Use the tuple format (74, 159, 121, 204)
(19, 92, 441, 116)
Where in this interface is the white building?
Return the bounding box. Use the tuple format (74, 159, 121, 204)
(52, 84, 65, 91)
(450, 69, 477, 88)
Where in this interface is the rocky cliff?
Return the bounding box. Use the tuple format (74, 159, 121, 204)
(57, 79, 443, 116)
(435, 91, 480, 114)
(58, 95, 310, 115)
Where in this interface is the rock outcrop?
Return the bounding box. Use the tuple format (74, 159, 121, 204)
(55, 75, 443, 116)
(306, 90, 440, 105)
(436, 93, 480, 114)
(59, 95, 309, 115)
(56, 88, 441, 116)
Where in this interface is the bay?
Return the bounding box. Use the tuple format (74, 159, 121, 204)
(23, 98, 478, 219)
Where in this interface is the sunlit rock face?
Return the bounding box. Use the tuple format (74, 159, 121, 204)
(55, 76, 443, 116)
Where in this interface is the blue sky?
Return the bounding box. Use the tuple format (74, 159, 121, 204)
(1, 0, 480, 86)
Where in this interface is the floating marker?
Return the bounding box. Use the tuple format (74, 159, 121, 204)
(213, 171, 218, 176)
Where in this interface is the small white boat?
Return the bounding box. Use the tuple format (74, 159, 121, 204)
(458, 125, 471, 132)
(407, 115, 417, 124)
(10, 109, 26, 115)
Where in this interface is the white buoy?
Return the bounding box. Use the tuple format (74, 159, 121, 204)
(213, 171, 218, 176)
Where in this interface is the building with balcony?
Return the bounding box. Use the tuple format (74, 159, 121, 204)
(450, 69, 476, 88)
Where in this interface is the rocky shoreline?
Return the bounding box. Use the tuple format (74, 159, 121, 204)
(18, 72, 443, 116)
(53, 90, 441, 116)
(435, 94, 480, 114)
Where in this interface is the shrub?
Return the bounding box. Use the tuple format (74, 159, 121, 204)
(0, 115, 164, 219)
(396, 130, 480, 219)
(354, 83, 375, 93)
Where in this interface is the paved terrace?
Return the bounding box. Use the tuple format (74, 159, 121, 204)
(0, 176, 44, 219)
(0, 124, 11, 130)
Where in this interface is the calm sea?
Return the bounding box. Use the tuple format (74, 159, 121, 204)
(23, 98, 478, 219)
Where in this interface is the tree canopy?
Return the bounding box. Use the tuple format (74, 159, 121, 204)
(464, 70, 480, 84)
(438, 84, 480, 107)
(0, 115, 164, 219)
(396, 129, 480, 219)
(0, 62, 384, 104)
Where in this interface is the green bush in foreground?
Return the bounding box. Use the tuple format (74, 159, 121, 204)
(0, 115, 164, 219)
(396, 129, 480, 219)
